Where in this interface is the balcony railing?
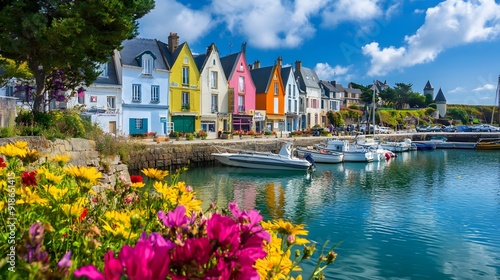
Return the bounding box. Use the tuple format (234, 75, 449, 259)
(238, 106, 245, 113)
(181, 103, 190, 110)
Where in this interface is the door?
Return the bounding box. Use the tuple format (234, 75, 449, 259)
(171, 116, 195, 132)
(109, 121, 116, 134)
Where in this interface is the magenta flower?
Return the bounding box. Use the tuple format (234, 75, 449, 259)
(158, 205, 189, 228)
(74, 251, 122, 280)
(206, 213, 240, 251)
(57, 251, 72, 275)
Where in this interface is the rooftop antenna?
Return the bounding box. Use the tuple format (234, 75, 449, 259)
(494, 75, 500, 125)
(229, 42, 233, 54)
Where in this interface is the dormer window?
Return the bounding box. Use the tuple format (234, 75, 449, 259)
(142, 54, 154, 75)
(98, 63, 108, 78)
(183, 57, 188, 64)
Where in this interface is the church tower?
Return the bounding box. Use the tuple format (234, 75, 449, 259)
(423, 80, 434, 105)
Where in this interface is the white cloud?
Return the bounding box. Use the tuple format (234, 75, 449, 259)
(449, 86, 465, 93)
(138, 0, 213, 43)
(321, 0, 382, 26)
(472, 84, 495, 92)
(362, 0, 500, 76)
(314, 63, 350, 81)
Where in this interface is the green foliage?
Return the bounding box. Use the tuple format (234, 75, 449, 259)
(0, 0, 155, 112)
(428, 103, 437, 109)
(446, 107, 469, 124)
(0, 126, 18, 138)
(94, 133, 146, 163)
(327, 111, 344, 127)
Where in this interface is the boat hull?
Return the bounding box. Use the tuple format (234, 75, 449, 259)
(212, 153, 312, 170)
(296, 148, 344, 163)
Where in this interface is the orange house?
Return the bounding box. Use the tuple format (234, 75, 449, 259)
(250, 57, 286, 133)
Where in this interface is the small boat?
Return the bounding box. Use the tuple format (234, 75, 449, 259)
(211, 142, 315, 171)
(417, 136, 477, 149)
(296, 146, 344, 163)
(319, 139, 374, 162)
(412, 142, 437, 151)
(379, 139, 412, 152)
(476, 138, 500, 150)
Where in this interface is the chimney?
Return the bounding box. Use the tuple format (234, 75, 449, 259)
(277, 56, 282, 67)
(331, 80, 336, 87)
(295, 60, 301, 72)
(241, 42, 247, 54)
(168, 32, 179, 53)
(253, 60, 260, 69)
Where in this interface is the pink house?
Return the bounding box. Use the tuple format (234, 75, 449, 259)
(220, 43, 256, 132)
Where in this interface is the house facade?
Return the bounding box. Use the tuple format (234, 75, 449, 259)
(119, 38, 170, 136)
(282, 65, 299, 132)
(294, 61, 321, 129)
(319, 80, 342, 126)
(250, 58, 286, 133)
(194, 43, 229, 138)
(166, 33, 201, 133)
(220, 43, 256, 132)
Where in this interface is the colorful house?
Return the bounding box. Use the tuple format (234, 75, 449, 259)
(165, 32, 201, 133)
(220, 43, 256, 132)
(250, 58, 286, 133)
(194, 43, 229, 138)
(282, 65, 300, 132)
(294, 61, 321, 129)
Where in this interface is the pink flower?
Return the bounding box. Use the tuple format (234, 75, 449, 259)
(74, 251, 122, 280)
(158, 205, 188, 228)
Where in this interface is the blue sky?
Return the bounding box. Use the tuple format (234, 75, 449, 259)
(137, 0, 500, 106)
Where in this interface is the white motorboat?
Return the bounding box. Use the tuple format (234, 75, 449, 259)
(379, 138, 412, 152)
(211, 142, 315, 171)
(296, 146, 344, 164)
(319, 139, 374, 162)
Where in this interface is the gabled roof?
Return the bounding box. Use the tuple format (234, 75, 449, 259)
(281, 66, 293, 85)
(334, 83, 344, 92)
(120, 38, 169, 70)
(250, 66, 274, 93)
(319, 80, 337, 92)
(296, 67, 320, 89)
(220, 52, 240, 80)
(434, 88, 447, 102)
(424, 80, 433, 90)
(193, 54, 207, 72)
(170, 42, 186, 65)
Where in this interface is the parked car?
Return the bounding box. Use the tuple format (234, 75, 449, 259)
(476, 124, 500, 132)
(416, 125, 430, 132)
(429, 126, 443, 132)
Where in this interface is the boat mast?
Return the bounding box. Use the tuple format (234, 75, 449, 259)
(495, 75, 500, 125)
(372, 81, 376, 137)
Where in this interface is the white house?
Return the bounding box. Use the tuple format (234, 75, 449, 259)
(119, 38, 170, 136)
(294, 61, 322, 129)
(194, 43, 229, 138)
(281, 65, 299, 132)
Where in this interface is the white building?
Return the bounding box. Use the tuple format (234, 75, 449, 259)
(282, 65, 299, 132)
(294, 61, 322, 129)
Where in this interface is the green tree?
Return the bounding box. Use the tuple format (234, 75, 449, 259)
(407, 92, 426, 108)
(0, 0, 155, 113)
(379, 87, 397, 108)
(327, 111, 344, 127)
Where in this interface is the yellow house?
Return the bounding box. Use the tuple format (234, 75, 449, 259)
(167, 32, 200, 133)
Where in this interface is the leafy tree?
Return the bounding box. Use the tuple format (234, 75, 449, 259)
(350, 82, 376, 105)
(447, 107, 469, 124)
(0, 56, 33, 87)
(379, 87, 397, 108)
(0, 0, 155, 113)
(407, 92, 426, 108)
(327, 111, 344, 127)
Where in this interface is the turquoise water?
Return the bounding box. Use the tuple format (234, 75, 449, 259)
(178, 150, 500, 279)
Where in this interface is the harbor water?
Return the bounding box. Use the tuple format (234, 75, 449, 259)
(178, 149, 500, 279)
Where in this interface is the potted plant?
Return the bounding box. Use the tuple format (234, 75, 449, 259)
(198, 130, 207, 140)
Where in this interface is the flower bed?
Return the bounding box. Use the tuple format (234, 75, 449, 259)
(0, 141, 338, 279)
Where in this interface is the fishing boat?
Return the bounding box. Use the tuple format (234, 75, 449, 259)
(211, 142, 315, 171)
(319, 139, 374, 162)
(476, 138, 500, 150)
(296, 146, 344, 164)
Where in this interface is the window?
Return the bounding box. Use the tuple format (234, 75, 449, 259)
(142, 55, 153, 75)
(107, 96, 116, 109)
(98, 63, 108, 78)
(321, 100, 325, 109)
(210, 71, 218, 89)
(132, 84, 141, 102)
(238, 76, 245, 93)
(202, 121, 215, 132)
(182, 67, 189, 85)
(288, 85, 291, 98)
(238, 95, 244, 112)
(151, 85, 160, 103)
(274, 82, 278, 95)
(293, 84, 296, 98)
(135, 118, 144, 130)
(211, 95, 218, 112)
(288, 99, 292, 112)
(5, 85, 14, 97)
(239, 63, 244, 72)
(182, 92, 190, 109)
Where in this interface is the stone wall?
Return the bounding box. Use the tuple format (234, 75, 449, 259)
(0, 136, 129, 188)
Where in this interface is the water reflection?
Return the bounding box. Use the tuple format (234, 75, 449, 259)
(179, 150, 500, 279)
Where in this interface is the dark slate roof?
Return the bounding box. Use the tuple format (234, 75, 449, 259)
(250, 65, 274, 93)
(156, 40, 173, 69)
(281, 66, 293, 85)
(424, 80, 433, 90)
(120, 38, 169, 70)
(220, 52, 240, 80)
(434, 88, 447, 102)
(94, 57, 119, 85)
(296, 67, 320, 90)
(170, 42, 186, 65)
(193, 54, 207, 73)
(334, 83, 344, 92)
(319, 80, 336, 92)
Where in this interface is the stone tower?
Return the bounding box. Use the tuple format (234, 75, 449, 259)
(423, 80, 434, 104)
(434, 88, 447, 118)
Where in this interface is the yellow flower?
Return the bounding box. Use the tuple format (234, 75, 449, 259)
(13, 141, 28, 149)
(0, 143, 27, 158)
(49, 153, 71, 165)
(16, 187, 49, 206)
(265, 220, 309, 238)
(131, 182, 145, 189)
(20, 148, 41, 164)
(141, 168, 169, 181)
(101, 210, 143, 239)
(61, 197, 86, 217)
(153, 181, 169, 196)
(43, 184, 68, 201)
(38, 166, 64, 184)
(0, 201, 4, 211)
(64, 164, 102, 187)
